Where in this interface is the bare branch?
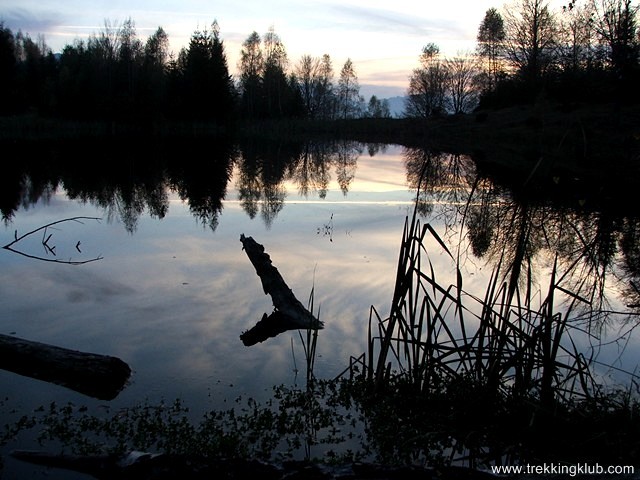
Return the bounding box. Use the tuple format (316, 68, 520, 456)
(2, 216, 104, 265)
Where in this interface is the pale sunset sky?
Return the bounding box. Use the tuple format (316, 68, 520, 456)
(1, 0, 565, 98)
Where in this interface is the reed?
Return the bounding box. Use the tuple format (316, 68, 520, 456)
(364, 202, 603, 410)
(299, 283, 320, 386)
(287, 282, 322, 460)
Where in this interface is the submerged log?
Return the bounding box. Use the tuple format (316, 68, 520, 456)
(0, 334, 131, 400)
(239, 234, 323, 346)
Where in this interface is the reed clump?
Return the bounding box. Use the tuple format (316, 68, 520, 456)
(339, 199, 640, 467)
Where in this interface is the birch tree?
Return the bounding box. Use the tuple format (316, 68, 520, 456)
(337, 58, 361, 119)
(405, 43, 448, 118)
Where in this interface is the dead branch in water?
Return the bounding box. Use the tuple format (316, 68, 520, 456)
(3, 216, 103, 265)
(239, 234, 323, 346)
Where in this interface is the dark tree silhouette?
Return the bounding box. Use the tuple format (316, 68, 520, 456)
(405, 44, 448, 118)
(0, 22, 17, 114)
(238, 31, 263, 119)
(503, 0, 559, 85)
(337, 58, 361, 119)
(591, 0, 640, 80)
(477, 8, 506, 91)
(180, 21, 236, 123)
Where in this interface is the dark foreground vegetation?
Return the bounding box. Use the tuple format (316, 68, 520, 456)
(3, 201, 640, 478)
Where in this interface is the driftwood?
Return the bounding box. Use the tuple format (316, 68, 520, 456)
(239, 234, 323, 346)
(0, 334, 131, 400)
(11, 450, 500, 479)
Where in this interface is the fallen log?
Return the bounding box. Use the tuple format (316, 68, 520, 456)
(239, 234, 323, 346)
(0, 334, 131, 400)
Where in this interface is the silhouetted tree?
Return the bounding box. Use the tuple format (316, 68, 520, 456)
(0, 22, 17, 114)
(262, 26, 290, 117)
(557, 1, 600, 74)
(7, 29, 57, 114)
(317, 54, 336, 119)
(295, 54, 328, 118)
(89, 20, 121, 115)
(477, 8, 507, 91)
(57, 40, 91, 117)
(365, 95, 391, 118)
(446, 53, 480, 113)
(114, 18, 143, 117)
(590, 0, 640, 78)
(181, 21, 235, 122)
(238, 31, 263, 119)
(503, 0, 559, 84)
(294, 53, 337, 119)
(144, 27, 169, 67)
(56, 19, 166, 119)
(140, 27, 169, 116)
(337, 58, 361, 119)
(56, 20, 123, 119)
(405, 43, 448, 118)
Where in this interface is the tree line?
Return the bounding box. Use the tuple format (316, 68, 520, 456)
(0, 19, 391, 124)
(2, 0, 637, 125)
(406, 0, 640, 117)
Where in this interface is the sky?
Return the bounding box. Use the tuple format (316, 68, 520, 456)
(3, 0, 511, 98)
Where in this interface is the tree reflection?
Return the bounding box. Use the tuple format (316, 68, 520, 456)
(1, 137, 371, 232)
(335, 140, 360, 196)
(0, 137, 235, 233)
(405, 148, 477, 220)
(166, 139, 235, 231)
(464, 177, 497, 258)
(66, 180, 168, 233)
(620, 218, 640, 308)
(234, 138, 363, 223)
(290, 142, 324, 199)
(1, 142, 61, 223)
(235, 139, 292, 227)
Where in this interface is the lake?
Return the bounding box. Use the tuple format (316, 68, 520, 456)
(1, 137, 639, 477)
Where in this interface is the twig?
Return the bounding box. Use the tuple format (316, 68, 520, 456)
(3, 216, 103, 265)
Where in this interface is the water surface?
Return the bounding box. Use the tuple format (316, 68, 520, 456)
(2, 139, 639, 477)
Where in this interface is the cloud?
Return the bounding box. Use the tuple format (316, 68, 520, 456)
(326, 3, 462, 38)
(1, 7, 65, 36)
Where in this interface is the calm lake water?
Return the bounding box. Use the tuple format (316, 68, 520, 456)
(1, 139, 639, 477)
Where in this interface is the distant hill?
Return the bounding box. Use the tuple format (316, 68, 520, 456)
(359, 84, 406, 117)
(385, 96, 406, 118)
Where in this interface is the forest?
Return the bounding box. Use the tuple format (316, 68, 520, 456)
(0, 0, 639, 128)
(0, 19, 384, 126)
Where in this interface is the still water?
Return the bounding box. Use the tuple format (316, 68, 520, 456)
(1, 139, 639, 477)
(0, 141, 424, 477)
